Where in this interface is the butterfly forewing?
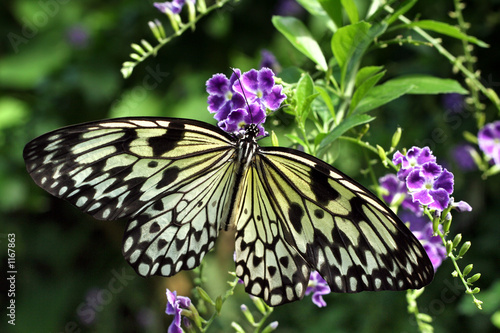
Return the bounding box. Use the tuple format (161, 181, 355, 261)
(23, 117, 239, 277)
(234, 146, 434, 305)
(24, 118, 235, 219)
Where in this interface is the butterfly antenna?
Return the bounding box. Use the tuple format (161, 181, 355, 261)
(231, 67, 254, 124)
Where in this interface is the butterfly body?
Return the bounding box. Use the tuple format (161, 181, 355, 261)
(24, 117, 434, 306)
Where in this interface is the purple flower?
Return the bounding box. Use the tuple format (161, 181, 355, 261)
(136, 307, 155, 329)
(206, 68, 286, 136)
(478, 121, 500, 165)
(452, 144, 477, 171)
(399, 211, 447, 270)
(406, 162, 454, 211)
(452, 199, 472, 212)
(154, 0, 194, 14)
(232, 68, 286, 111)
(393, 146, 436, 181)
(166, 289, 191, 333)
(442, 93, 465, 113)
(379, 174, 422, 215)
(274, 0, 305, 16)
(305, 271, 331, 307)
(207, 70, 247, 122)
(260, 49, 281, 73)
(66, 25, 89, 49)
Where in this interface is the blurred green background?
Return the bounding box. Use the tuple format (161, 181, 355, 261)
(1, 0, 500, 332)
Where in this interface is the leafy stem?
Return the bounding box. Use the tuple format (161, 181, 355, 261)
(121, 0, 234, 78)
(436, 228, 483, 310)
(384, 5, 500, 117)
(406, 289, 434, 333)
(337, 135, 398, 171)
(421, 208, 483, 310)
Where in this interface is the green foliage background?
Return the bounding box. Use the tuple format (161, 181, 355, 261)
(1, 0, 499, 332)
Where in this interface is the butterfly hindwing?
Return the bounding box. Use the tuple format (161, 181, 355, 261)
(234, 161, 311, 306)
(234, 147, 434, 306)
(122, 147, 239, 277)
(24, 117, 239, 277)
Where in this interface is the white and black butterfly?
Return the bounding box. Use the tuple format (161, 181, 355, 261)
(23, 117, 434, 306)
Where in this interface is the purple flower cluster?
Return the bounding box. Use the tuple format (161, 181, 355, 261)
(166, 289, 191, 333)
(379, 174, 422, 215)
(260, 49, 281, 73)
(393, 147, 453, 212)
(399, 211, 447, 270)
(441, 93, 465, 114)
(380, 146, 473, 270)
(206, 68, 286, 136)
(305, 271, 331, 307)
(452, 144, 477, 171)
(478, 120, 500, 165)
(154, 0, 195, 14)
(379, 173, 447, 270)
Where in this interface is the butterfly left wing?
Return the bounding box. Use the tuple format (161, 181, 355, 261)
(234, 146, 434, 306)
(23, 117, 239, 277)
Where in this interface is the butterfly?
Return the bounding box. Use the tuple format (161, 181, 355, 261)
(23, 117, 434, 306)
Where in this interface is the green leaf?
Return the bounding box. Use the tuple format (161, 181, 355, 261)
(318, 114, 375, 153)
(317, 0, 342, 28)
(272, 16, 328, 71)
(331, 22, 387, 88)
(331, 21, 371, 70)
(355, 66, 385, 87)
(295, 73, 318, 123)
(285, 134, 309, 152)
(353, 75, 468, 114)
(315, 86, 336, 118)
(402, 20, 489, 47)
(341, 0, 358, 24)
(350, 69, 386, 111)
(386, 0, 418, 25)
(271, 130, 280, 147)
(353, 83, 414, 114)
(295, 0, 326, 16)
(0, 97, 29, 129)
(380, 75, 468, 95)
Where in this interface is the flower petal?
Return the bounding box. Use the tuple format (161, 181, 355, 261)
(257, 67, 275, 92)
(411, 189, 433, 205)
(421, 162, 442, 178)
(206, 74, 230, 95)
(428, 189, 450, 210)
(264, 85, 287, 110)
(240, 69, 259, 92)
(406, 169, 425, 190)
(453, 200, 472, 212)
(434, 168, 454, 194)
(244, 103, 266, 124)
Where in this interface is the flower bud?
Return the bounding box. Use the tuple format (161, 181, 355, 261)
(467, 273, 481, 284)
(452, 233, 462, 249)
(458, 241, 471, 257)
(196, 287, 214, 305)
(262, 321, 279, 333)
(391, 127, 402, 149)
(240, 304, 255, 324)
(462, 264, 473, 276)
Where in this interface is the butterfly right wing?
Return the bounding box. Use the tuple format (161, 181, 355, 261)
(234, 146, 434, 306)
(24, 117, 238, 277)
